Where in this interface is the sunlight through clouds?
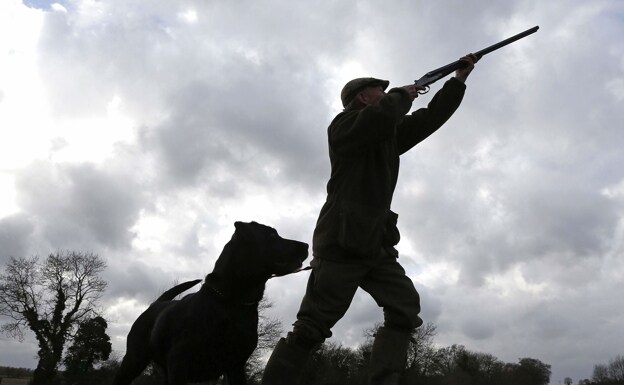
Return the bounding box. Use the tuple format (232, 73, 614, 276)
(485, 265, 549, 299)
(49, 95, 136, 163)
(0, 3, 48, 170)
(178, 9, 198, 24)
(0, 175, 18, 217)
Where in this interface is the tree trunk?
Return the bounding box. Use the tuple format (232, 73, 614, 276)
(32, 353, 59, 385)
(32, 342, 63, 385)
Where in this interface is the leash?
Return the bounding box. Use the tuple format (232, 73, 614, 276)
(205, 266, 312, 303)
(270, 265, 312, 279)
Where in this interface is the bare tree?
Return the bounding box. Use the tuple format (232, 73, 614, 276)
(361, 322, 441, 382)
(245, 297, 284, 383)
(301, 342, 363, 385)
(405, 322, 440, 377)
(432, 343, 468, 377)
(593, 364, 610, 383)
(608, 355, 624, 382)
(0, 251, 107, 385)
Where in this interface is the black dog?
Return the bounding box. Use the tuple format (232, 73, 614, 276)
(112, 221, 309, 385)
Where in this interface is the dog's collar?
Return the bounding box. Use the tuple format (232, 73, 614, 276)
(203, 266, 311, 305)
(205, 282, 259, 307)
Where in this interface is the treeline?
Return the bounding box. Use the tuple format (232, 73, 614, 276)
(69, 322, 552, 385)
(293, 342, 551, 385)
(4, 347, 622, 385)
(585, 354, 624, 384)
(293, 322, 552, 385)
(0, 322, 548, 385)
(0, 365, 34, 378)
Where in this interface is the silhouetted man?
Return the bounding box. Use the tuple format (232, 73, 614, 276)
(263, 54, 479, 385)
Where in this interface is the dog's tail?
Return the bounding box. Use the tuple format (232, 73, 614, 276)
(155, 279, 202, 302)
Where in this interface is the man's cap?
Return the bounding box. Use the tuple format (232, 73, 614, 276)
(340, 77, 390, 107)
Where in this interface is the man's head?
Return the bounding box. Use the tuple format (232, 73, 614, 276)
(340, 77, 389, 109)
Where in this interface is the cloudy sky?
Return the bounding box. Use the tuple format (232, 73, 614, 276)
(1, 0, 623, 383)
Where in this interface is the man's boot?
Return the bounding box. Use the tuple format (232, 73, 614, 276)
(368, 326, 411, 385)
(262, 336, 312, 385)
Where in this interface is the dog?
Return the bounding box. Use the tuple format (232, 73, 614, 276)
(112, 221, 309, 385)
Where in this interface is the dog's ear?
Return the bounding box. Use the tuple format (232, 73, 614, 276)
(233, 221, 267, 240)
(233, 221, 250, 239)
(234, 221, 263, 231)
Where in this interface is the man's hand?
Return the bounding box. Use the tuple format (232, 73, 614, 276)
(454, 53, 480, 83)
(400, 84, 428, 101)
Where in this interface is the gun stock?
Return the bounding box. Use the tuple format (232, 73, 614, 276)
(415, 26, 539, 92)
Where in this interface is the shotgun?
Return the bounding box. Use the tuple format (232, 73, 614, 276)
(414, 26, 539, 94)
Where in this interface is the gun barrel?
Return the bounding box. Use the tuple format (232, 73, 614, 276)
(415, 26, 539, 87)
(474, 26, 539, 58)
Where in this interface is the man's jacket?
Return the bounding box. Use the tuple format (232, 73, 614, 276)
(312, 78, 466, 260)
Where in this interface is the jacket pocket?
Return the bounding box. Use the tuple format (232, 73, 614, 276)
(337, 200, 387, 257)
(383, 210, 400, 247)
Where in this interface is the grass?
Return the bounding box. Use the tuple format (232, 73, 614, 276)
(0, 378, 31, 385)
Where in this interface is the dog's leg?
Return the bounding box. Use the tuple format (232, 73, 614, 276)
(165, 359, 189, 385)
(226, 366, 247, 385)
(111, 354, 151, 385)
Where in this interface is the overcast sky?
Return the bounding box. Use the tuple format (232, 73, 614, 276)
(1, 0, 623, 383)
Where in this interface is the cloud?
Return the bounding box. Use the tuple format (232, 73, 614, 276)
(1, 1, 624, 383)
(14, 161, 143, 251)
(0, 213, 34, 263)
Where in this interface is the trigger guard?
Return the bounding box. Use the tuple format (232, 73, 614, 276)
(417, 86, 430, 95)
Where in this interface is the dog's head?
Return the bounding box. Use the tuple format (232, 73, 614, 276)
(212, 221, 309, 283)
